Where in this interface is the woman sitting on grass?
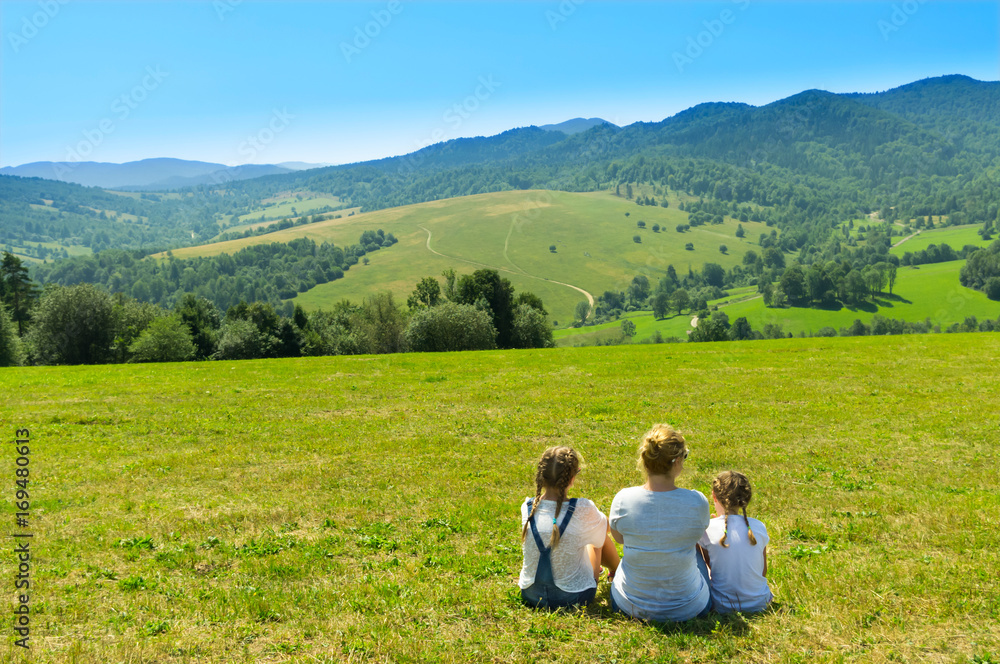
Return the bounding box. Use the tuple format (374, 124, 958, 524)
(698, 471, 773, 614)
(609, 424, 711, 622)
(518, 446, 620, 610)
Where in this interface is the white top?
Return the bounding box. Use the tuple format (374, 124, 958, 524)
(518, 498, 608, 592)
(609, 486, 711, 622)
(699, 514, 772, 613)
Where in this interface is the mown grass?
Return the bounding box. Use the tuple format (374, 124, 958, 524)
(163, 190, 758, 326)
(2, 335, 999, 663)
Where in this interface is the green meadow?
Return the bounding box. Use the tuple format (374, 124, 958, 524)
(890, 225, 991, 256)
(558, 260, 1000, 345)
(228, 194, 347, 226)
(165, 190, 760, 325)
(2, 335, 999, 663)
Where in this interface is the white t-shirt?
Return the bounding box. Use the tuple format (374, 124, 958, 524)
(698, 514, 772, 614)
(609, 486, 710, 622)
(518, 498, 608, 593)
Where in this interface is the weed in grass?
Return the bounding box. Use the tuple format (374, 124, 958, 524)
(117, 575, 149, 591)
(115, 535, 155, 550)
(141, 620, 170, 636)
(788, 544, 833, 559)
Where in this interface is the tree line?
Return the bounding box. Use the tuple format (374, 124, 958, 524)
(0, 257, 552, 367)
(30, 231, 396, 313)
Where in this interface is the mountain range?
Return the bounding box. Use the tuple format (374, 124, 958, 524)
(0, 158, 332, 190)
(2, 74, 998, 264)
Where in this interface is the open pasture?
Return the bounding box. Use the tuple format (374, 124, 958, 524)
(2, 335, 998, 663)
(890, 225, 991, 256)
(558, 260, 1000, 345)
(163, 190, 759, 325)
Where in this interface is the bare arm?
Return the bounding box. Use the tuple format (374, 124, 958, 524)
(697, 543, 711, 569)
(610, 527, 624, 544)
(762, 547, 768, 577)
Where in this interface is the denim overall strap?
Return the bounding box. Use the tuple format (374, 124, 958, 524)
(526, 498, 579, 552)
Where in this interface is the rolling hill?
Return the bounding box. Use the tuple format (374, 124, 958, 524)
(157, 189, 760, 324)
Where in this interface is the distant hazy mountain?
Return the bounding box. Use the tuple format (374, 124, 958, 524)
(538, 118, 616, 134)
(117, 163, 297, 191)
(0, 158, 227, 189)
(277, 161, 334, 171)
(0, 157, 324, 190)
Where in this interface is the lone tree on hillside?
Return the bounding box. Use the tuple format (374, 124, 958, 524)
(633, 235, 642, 243)
(575, 300, 590, 326)
(652, 292, 670, 320)
(637, 221, 646, 229)
(621, 319, 636, 338)
(549, 245, 557, 253)
(670, 289, 690, 315)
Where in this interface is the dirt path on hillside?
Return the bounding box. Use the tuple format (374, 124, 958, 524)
(419, 225, 595, 313)
(893, 230, 921, 248)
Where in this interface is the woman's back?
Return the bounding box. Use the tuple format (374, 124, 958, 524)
(610, 486, 710, 622)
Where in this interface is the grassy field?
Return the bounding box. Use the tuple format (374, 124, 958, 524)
(162, 190, 761, 326)
(890, 225, 991, 256)
(228, 195, 347, 226)
(558, 261, 1000, 344)
(1, 335, 998, 663)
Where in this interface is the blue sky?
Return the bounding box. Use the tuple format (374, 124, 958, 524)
(1, 1, 998, 167)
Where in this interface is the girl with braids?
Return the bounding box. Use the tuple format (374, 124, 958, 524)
(609, 424, 712, 622)
(697, 471, 772, 614)
(518, 446, 620, 609)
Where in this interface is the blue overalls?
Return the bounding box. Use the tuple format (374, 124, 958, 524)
(521, 498, 596, 609)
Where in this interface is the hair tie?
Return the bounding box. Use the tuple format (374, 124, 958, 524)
(552, 517, 558, 524)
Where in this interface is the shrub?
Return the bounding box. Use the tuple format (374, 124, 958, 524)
(129, 316, 197, 363)
(511, 304, 554, 349)
(404, 301, 497, 352)
(27, 283, 115, 365)
(685, 243, 694, 251)
(986, 277, 1000, 301)
(0, 303, 25, 367)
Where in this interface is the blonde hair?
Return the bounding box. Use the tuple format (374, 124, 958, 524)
(712, 471, 758, 547)
(521, 447, 581, 549)
(637, 424, 687, 476)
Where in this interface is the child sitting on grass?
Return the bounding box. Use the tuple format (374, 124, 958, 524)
(698, 471, 773, 614)
(518, 446, 620, 610)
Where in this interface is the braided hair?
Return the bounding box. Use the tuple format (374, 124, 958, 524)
(712, 471, 757, 548)
(637, 424, 687, 476)
(521, 446, 581, 549)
